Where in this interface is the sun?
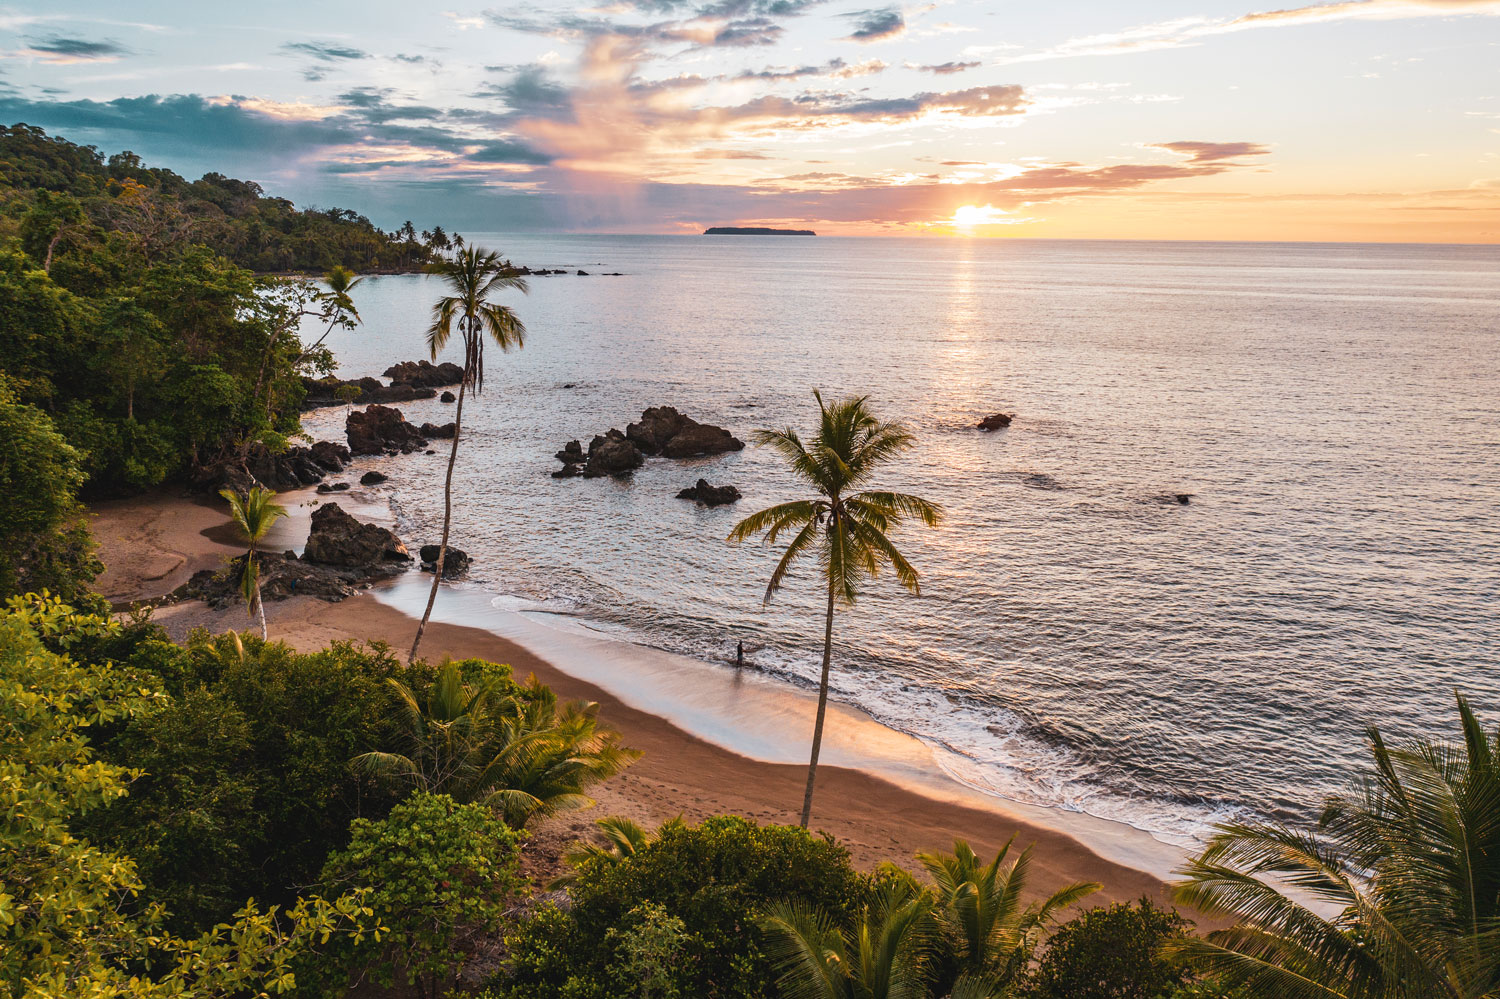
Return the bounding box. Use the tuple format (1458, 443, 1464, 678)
(950, 204, 1013, 228)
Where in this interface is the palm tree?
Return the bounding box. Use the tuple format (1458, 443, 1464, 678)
(548, 816, 666, 890)
(729, 392, 943, 828)
(918, 838, 1099, 996)
(218, 486, 287, 640)
(408, 247, 527, 664)
(353, 663, 638, 827)
(1169, 693, 1500, 999)
(762, 870, 937, 999)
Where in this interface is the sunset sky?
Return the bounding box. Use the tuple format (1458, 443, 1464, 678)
(3, 1, 1498, 240)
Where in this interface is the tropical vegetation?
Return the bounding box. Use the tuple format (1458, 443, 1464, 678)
(408, 246, 529, 663)
(217, 485, 288, 639)
(729, 391, 943, 827)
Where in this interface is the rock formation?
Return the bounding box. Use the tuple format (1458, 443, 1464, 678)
(978, 413, 1013, 431)
(347, 404, 428, 455)
(676, 479, 742, 506)
(418, 544, 471, 577)
(302, 502, 411, 567)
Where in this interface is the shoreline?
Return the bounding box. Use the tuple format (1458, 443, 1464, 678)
(87, 488, 1189, 906)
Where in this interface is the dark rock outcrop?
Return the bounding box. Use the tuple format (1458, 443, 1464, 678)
(347, 404, 427, 455)
(360, 470, 388, 485)
(552, 463, 581, 479)
(315, 481, 350, 494)
(384, 360, 464, 388)
(555, 440, 585, 464)
(676, 479, 742, 506)
(624, 406, 743, 458)
(310, 440, 352, 471)
(440, 391, 456, 403)
(418, 544, 471, 577)
(301, 375, 437, 409)
(303, 503, 411, 567)
(419, 422, 457, 439)
(978, 413, 1013, 431)
(582, 430, 645, 478)
(197, 439, 351, 494)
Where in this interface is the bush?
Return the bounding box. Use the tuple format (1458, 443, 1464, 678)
(83, 633, 435, 931)
(311, 792, 524, 998)
(492, 815, 867, 999)
(1021, 898, 1191, 999)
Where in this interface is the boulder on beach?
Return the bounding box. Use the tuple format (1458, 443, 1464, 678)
(315, 481, 350, 494)
(625, 406, 744, 458)
(360, 470, 388, 485)
(173, 552, 370, 607)
(347, 404, 427, 455)
(418, 544, 471, 577)
(676, 479, 742, 506)
(303, 502, 411, 567)
(383, 360, 464, 388)
(978, 413, 1013, 431)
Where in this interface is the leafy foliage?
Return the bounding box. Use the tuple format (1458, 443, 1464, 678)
(0, 382, 100, 604)
(354, 661, 639, 827)
(311, 792, 524, 999)
(0, 595, 379, 999)
(1170, 692, 1500, 999)
(1020, 899, 1192, 999)
(493, 815, 868, 999)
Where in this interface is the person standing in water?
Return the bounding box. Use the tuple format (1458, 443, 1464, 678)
(736, 641, 744, 667)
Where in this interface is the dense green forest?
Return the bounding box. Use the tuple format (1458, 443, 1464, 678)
(0, 125, 456, 603)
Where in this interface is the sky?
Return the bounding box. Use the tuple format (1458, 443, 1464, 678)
(1, 1, 1498, 240)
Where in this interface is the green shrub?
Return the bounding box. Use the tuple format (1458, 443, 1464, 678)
(1021, 898, 1191, 999)
(492, 815, 867, 999)
(311, 792, 524, 999)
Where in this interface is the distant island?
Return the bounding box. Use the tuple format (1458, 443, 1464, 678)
(703, 226, 817, 235)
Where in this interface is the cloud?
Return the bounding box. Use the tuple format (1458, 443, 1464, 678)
(15, 35, 129, 64)
(910, 60, 980, 74)
(845, 6, 906, 41)
(735, 56, 886, 81)
(1002, 0, 1500, 64)
(1151, 140, 1271, 163)
(282, 41, 369, 61)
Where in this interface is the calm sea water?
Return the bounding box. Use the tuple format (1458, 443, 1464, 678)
(303, 236, 1500, 845)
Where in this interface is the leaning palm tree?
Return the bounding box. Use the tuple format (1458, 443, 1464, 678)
(919, 838, 1099, 996)
(1169, 693, 1500, 999)
(729, 391, 943, 827)
(408, 247, 527, 664)
(353, 664, 638, 828)
(218, 485, 287, 640)
(762, 869, 937, 999)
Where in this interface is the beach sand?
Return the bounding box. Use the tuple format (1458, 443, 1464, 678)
(88, 490, 1189, 909)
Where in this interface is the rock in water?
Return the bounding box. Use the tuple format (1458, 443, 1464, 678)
(978, 413, 1013, 431)
(418, 544, 471, 577)
(309, 440, 352, 471)
(624, 406, 744, 457)
(303, 503, 411, 567)
(676, 479, 742, 506)
(419, 422, 457, 439)
(552, 463, 581, 479)
(555, 440, 585, 464)
(383, 360, 465, 388)
(360, 470, 388, 485)
(346, 404, 428, 455)
(315, 482, 350, 494)
(440, 390, 456, 403)
(582, 430, 645, 478)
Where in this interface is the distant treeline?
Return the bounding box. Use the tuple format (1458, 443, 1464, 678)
(0, 123, 449, 274)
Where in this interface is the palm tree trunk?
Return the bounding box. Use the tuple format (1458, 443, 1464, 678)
(800, 580, 838, 828)
(409, 373, 466, 664)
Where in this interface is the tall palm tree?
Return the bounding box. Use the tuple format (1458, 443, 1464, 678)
(353, 663, 638, 827)
(408, 247, 527, 664)
(729, 392, 943, 828)
(1169, 693, 1500, 999)
(218, 486, 287, 640)
(762, 870, 936, 999)
(918, 838, 1099, 996)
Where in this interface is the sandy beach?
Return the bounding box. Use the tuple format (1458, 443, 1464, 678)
(88, 488, 1186, 908)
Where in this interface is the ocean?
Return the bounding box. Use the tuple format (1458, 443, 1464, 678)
(301, 235, 1500, 848)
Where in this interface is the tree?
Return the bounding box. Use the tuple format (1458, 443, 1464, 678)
(1169, 693, 1500, 999)
(0, 594, 379, 999)
(550, 816, 659, 889)
(217, 486, 287, 640)
(920, 838, 1100, 996)
(314, 792, 523, 999)
(408, 247, 527, 664)
(1020, 899, 1192, 999)
(728, 392, 943, 827)
(0, 383, 100, 605)
(761, 871, 936, 999)
(353, 662, 638, 827)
